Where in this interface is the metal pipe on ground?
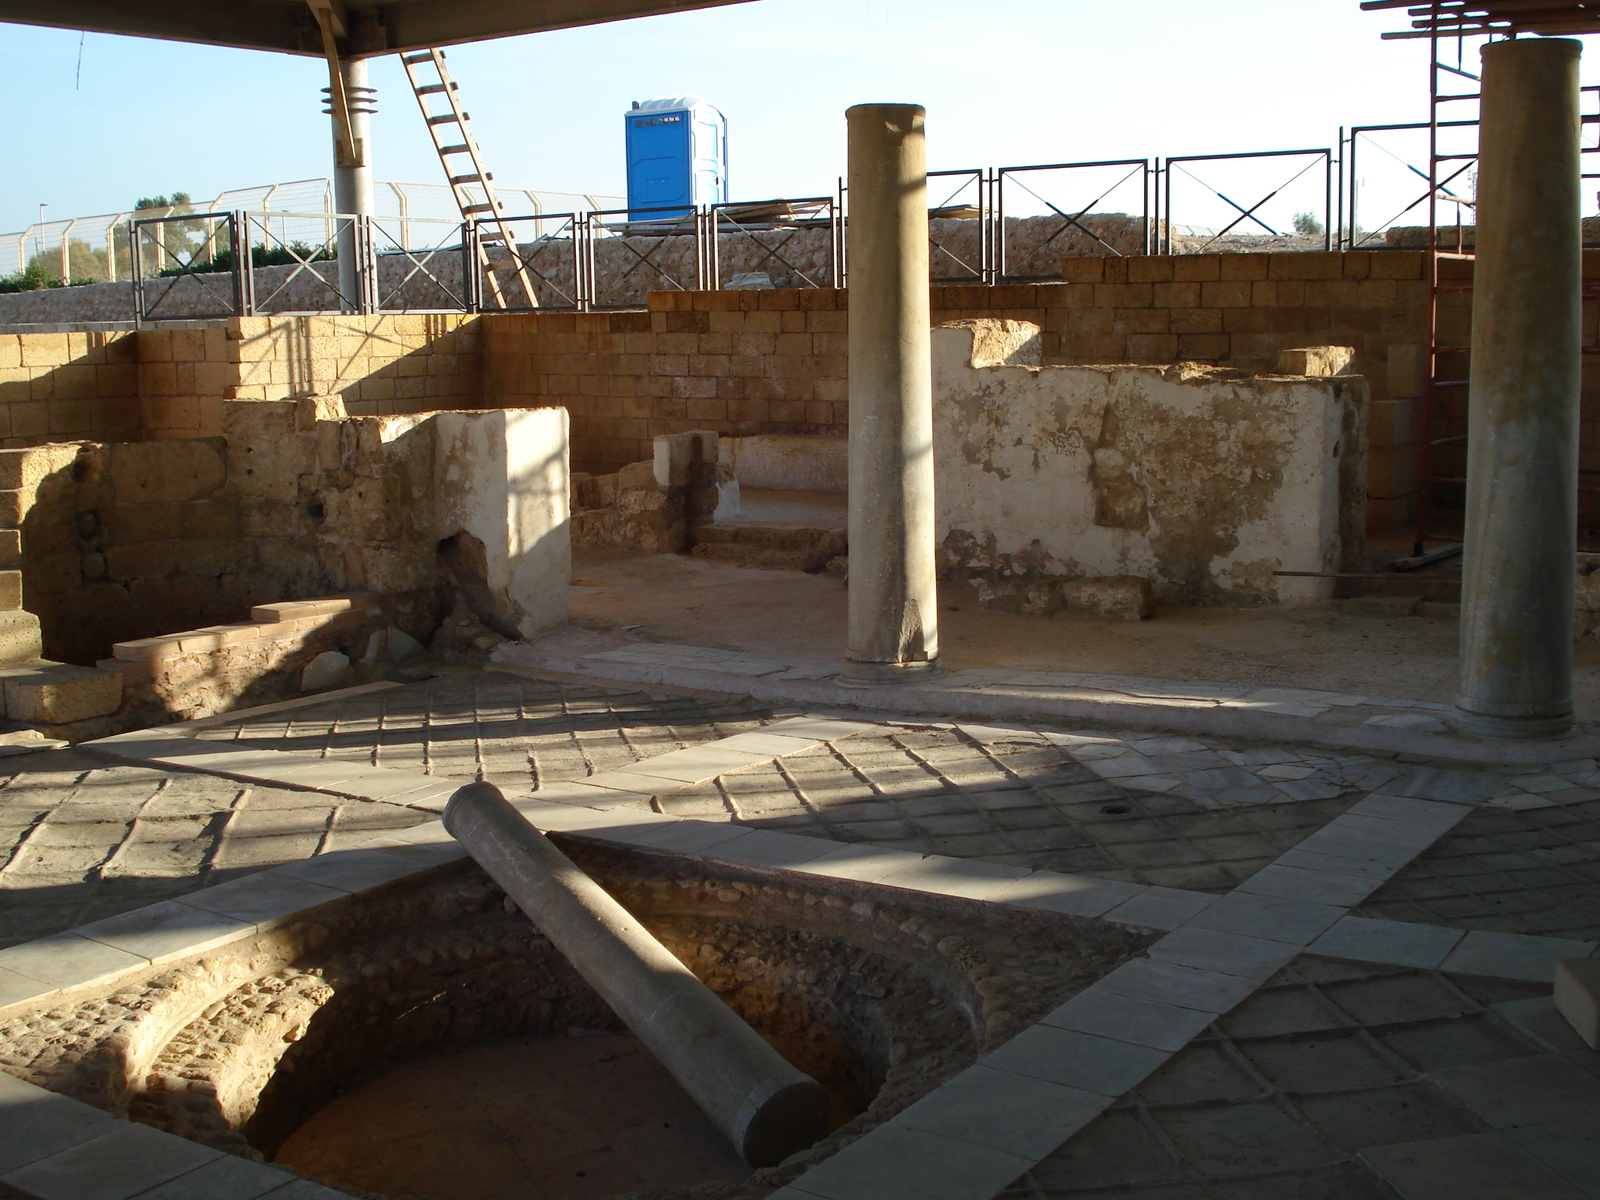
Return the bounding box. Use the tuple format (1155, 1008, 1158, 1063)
(442, 782, 831, 1167)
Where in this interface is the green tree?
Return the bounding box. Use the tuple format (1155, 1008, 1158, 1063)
(1293, 211, 1325, 238)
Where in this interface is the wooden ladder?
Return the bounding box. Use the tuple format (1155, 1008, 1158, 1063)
(400, 47, 537, 309)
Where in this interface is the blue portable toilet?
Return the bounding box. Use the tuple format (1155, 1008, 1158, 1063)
(625, 95, 728, 220)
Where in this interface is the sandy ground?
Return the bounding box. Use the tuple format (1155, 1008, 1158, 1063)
(570, 548, 1600, 715)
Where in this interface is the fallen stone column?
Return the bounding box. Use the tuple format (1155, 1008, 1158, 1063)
(443, 782, 830, 1167)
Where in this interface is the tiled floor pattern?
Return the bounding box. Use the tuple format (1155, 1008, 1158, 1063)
(1000, 956, 1590, 1199)
(505, 629, 1600, 762)
(9, 668, 1600, 1199)
(0, 752, 429, 950)
(656, 730, 1360, 892)
(1359, 800, 1600, 942)
(191, 673, 773, 793)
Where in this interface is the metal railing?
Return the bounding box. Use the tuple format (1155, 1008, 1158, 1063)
(131, 209, 473, 322)
(3, 178, 621, 282)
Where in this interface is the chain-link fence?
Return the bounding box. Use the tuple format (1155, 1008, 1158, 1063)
(1, 179, 621, 285)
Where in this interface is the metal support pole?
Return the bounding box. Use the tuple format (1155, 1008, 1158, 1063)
(842, 103, 942, 684)
(442, 783, 829, 1167)
(1454, 37, 1584, 739)
(324, 56, 375, 313)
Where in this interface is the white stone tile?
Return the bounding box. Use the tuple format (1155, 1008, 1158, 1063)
(515, 803, 674, 835)
(1360, 1131, 1586, 1200)
(270, 847, 421, 896)
(1507, 1117, 1600, 1197)
(1442, 931, 1600, 984)
(895, 1064, 1111, 1159)
(1085, 754, 1166, 779)
(1102, 886, 1218, 931)
(378, 782, 461, 812)
(0, 965, 51, 1011)
(621, 820, 752, 854)
(579, 769, 680, 795)
(707, 829, 842, 870)
(123, 1153, 300, 1199)
(178, 873, 352, 929)
(1099, 957, 1259, 1013)
(1042, 988, 1217, 1051)
(331, 771, 450, 801)
(74, 901, 254, 966)
(529, 780, 656, 808)
(1234, 864, 1381, 908)
(1433, 1054, 1600, 1131)
(787, 844, 928, 884)
(0, 933, 148, 990)
(979, 1025, 1172, 1097)
(1148, 926, 1299, 981)
(994, 872, 1145, 919)
(1273, 847, 1397, 881)
(712, 731, 822, 757)
(763, 717, 878, 742)
(623, 746, 770, 783)
(1183, 891, 1345, 945)
(1327, 813, 1452, 850)
(875, 856, 1031, 902)
(0, 1072, 120, 1174)
(4, 1120, 220, 1200)
(1307, 916, 1465, 970)
(779, 1125, 1032, 1200)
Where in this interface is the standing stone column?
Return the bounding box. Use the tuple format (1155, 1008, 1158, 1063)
(326, 57, 376, 313)
(842, 103, 942, 684)
(1456, 38, 1583, 738)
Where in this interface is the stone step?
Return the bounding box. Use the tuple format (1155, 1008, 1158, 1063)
(0, 609, 42, 666)
(0, 660, 123, 724)
(690, 522, 846, 572)
(688, 543, 839, 572)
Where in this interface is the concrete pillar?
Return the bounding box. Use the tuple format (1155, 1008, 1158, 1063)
(842, 103, 942, 684)
(325, 56, 375, 312)
(1455, 38, 1583, 739)
(442, 783, 830, 1167)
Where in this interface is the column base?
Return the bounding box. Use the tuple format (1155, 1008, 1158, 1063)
(1449, 704, 1574, 740)
(837, 658, 945, 687)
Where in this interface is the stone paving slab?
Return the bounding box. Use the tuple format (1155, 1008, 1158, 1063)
(498, 627, 1600, 764)
(9, 668, 1600, 1200)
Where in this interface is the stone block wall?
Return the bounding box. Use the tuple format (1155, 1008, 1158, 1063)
(139, 314, 481, 439)
(4, 399, 568, 669)
(0, 331, 140, 448)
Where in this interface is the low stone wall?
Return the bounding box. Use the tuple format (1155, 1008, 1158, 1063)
(931, 321, 1366, 606)
(5, 400, 569, 680)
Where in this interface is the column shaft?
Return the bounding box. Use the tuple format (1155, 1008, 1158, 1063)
(1456, 37, 1583, 738)
(843, 103, 941, 683)
(330, 57, 375, 312)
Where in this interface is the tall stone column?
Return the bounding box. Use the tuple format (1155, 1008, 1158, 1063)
(1455, 37, 1583, 738)
(325, 57, 376, 313)
(842, 103, 942, 684)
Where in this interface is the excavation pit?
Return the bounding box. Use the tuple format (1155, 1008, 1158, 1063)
(0, 838, 1153, 1200)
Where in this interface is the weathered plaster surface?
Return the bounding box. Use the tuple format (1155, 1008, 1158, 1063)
(932, 322, 1366, 605)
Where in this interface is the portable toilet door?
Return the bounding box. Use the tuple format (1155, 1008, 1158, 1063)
(625, 95, 727, 221)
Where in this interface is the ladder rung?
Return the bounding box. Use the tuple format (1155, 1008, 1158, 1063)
(415, 83, 456, 95)
(484, 260, 521, 271)
(401, 51, 435, 64)
(462, 203, 497, 214)
(439, 144, 472, 155)
(449, 173, 491, 186)
(426, 114, 461, 126)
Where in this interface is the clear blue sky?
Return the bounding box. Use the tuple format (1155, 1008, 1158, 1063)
(0, 0, 1549, 233)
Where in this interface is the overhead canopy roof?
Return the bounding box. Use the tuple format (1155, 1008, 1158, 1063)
(0, 0, 760, 57)
(1362, 1, 1600, 38)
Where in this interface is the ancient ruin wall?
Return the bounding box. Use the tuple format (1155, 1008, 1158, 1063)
(932, 322, 1366, 606)
(10, 399, 568, 669)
